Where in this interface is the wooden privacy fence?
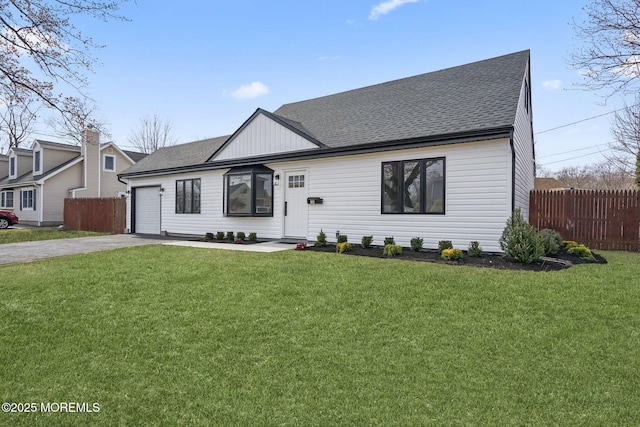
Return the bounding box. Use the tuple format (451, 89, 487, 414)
(529, 189, 640, 251)
(64, 197, 126, 234)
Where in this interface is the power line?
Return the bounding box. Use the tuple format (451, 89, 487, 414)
(541, 150, 607, 165)
(537, 143, 610, 159)
(534, 106, 631, 135)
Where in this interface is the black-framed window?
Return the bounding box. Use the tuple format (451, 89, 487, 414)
(382, 157, 445, 214)
(176, 179, 201, 214)
(224, 165, 273, 217)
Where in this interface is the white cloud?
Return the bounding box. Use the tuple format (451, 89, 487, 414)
(542, 80, 562, 90)
(228, 82, 269, 100)
(318, 55, 341, 61)
(368, 0, 420, 21)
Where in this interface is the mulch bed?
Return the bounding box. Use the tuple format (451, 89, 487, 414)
(307, 245, 607, 272)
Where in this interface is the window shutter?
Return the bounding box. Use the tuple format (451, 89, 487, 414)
(33, 189, 36, 210)
(19, 190, 22, 210)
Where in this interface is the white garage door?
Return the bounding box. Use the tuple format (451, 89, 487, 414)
(134, 186, 161, 234)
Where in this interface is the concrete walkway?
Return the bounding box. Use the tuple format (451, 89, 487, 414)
(0, 234, 298, 266)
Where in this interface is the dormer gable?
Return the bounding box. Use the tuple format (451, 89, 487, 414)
(30, 140, 81, 177)
(8, 147, 32, 180)
(208, 109, 324, 162)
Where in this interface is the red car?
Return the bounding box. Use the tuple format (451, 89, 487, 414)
(0, 210, 18, 229)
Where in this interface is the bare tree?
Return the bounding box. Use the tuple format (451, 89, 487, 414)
(46, 97, 111, 145)
(0, 0, 130, 120)
(551, 161, 634, 190)
(128, 114, 177, 154)
(571, 0, 640, 95)
(0, 83, 40, 149)
(608, 97, 640, 172)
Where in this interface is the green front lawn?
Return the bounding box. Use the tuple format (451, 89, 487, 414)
(0, 228, 106, 244)
(1, 247, 639, 426)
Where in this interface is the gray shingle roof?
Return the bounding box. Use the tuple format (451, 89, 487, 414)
(122, 50, 529, 176)
(122, 150, 148, 163)
(273, 50, 529, 148)
(122, 136, 229, 174)
(36, 140, 81, 152)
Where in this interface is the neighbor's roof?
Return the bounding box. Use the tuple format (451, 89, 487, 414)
(122, 50, 530, 176)
(122, 136, 229, 175)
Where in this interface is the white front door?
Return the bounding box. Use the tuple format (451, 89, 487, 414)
(284, 170, 308, 238)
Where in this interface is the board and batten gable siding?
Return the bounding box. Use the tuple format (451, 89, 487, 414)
(512, 62, 535, 219)
(213, 113, 319, 161)
(125, 137, 512, 252)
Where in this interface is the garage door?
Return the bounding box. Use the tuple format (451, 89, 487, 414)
(134, 186, 161, 234)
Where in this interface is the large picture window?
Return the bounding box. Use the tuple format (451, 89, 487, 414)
(225, 166, 273, 217)
(382, 158, 445, 214)
(175, 179, 201, 214)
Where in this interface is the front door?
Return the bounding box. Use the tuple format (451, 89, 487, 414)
(284, 170, 308, 238)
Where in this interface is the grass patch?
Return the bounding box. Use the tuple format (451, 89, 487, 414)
(0, 228, 106, 244)
(0, 247, 639, 425)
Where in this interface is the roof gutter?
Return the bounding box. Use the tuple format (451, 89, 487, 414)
(120, 126, 513, 179)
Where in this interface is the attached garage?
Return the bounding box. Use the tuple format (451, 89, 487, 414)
(133, 186, 161, 234)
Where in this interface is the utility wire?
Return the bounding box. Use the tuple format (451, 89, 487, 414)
(534, 106, 632, 135)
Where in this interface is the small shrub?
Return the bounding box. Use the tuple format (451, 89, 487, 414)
(336, 242, 352, 253)
(337, 234, 348, 243)
(361, 235, 373, 248)
(538, 228, 562, 256)
(468, 241, 482, 257)
(205, 232, 214, 240)
(384, 236, 395, 245)
(438, 240, 453, 254)
(383, 244, 402, 256)
(410, 237, 423, 252)
(316, 229, 327, 247)
(567, 244, 595, 261)
(216, 231, 225, 240)
(248, 232, 257, 242)
(562, 240, 579, 249)
(499, 208, 544, 264)
(226, 231, 235, 241)
(441, 248, 464, 261)
(236, 231, 246, 241)
(234, 238, 243, 244)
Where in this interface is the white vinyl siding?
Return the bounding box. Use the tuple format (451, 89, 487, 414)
(213, 113, 319, 161)
(512, 63, 535, 219)
(126, 138, 512, 252)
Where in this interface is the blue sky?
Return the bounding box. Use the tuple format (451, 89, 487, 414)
(31, 0, 629, 171)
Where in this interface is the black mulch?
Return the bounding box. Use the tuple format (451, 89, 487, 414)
(307, 245, 607, 272)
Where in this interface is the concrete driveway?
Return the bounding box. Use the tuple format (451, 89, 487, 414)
(0, 234, 299, 266)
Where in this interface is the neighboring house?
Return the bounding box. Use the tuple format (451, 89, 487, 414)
(120, 50, 535, 252)
(0, 129, 147, 226)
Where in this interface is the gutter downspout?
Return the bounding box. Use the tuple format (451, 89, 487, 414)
(509, 130, 516, 213)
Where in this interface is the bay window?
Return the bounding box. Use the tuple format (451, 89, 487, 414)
(225, 166, 273, 217)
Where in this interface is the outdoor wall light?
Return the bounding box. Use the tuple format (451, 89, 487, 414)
(159, 187, 165, 196)
(274, 174, 280, 186)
